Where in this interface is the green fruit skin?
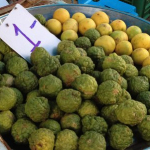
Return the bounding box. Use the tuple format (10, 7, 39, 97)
(0, 110, 15, 134)
(95, 80, 122, 105)
(102, 53, 126, 75)
(108, 123, 133, 150)
(115, 100, 147, 126)
(11, 118, 37, 144)
(0, 87, 17, 111)
(138, 115, 150, 141)
(29, 128, 55, 150)
(25, 97, 50, 122)
(57, 63, 81, 87)
(79, 131, 106, 150)
(56, 89, 82, 113)
(71, 74, 98, 100)
(55, 129, 78, 150)
(39, 74, 62, 98)
(40, 119, 61, 134)
(82, 115, 108, 136)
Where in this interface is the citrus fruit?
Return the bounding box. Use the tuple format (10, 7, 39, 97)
(53, 8, 70, 24)
(45, 19, 62, 35)
(131, 48, 149, 65)
(115, 41, 133, 55)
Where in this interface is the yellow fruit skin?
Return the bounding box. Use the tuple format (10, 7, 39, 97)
(94, 35, 116, 55)
(96, 23, 112, 35)
(91, 11, 109, 26)
(110, 31, 128, 44)
(63, 18, 78, 32)
(53, 8, 70, 24)
(131, 33, 150, 50)
(126, 26, 142, 41)
(79, 18, 96, 35)
(110, 19, 126, 31)
(61, 30, 78, 41)
(45, 19, 62, 35)
(72, 12, 86, 23)
(142, 56, 150, 67)
(115, 41, 133, 55)
(131, 48, 149, 65)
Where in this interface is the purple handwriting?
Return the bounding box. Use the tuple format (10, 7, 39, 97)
(13, 20, 41, 52)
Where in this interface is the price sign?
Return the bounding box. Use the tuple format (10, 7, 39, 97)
(0, 4, 60, 63)
(0, 0, 9, 7)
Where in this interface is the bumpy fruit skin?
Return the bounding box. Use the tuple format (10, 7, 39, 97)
(0, 86, 17, 111)
(136, 91, 150, 109)
(11, 88, 24, 108)
(75, 56, 95, 74)
(79, 131, 106, 150)
(34, 14, 46, 25)
(15, 71, 38, 93)
(39, 74, 62, 98)
(0, 110, 15, 134)
(124, 64, 138, 79)
(121, 55, 134, 65)
(55, 129, 78, 150)
(35, 56, 60, 77)
(100, 68, 125, 88)
(6, 56, 29, 77)
(95, 80, 122, 105)
(29, 128, 55, 150)
(82, 115, 108, 135)
(74, 37, 91, 50)
(39, 119, 61, 134)
(30, 47, 50, 65)
(56, 89, 82, 113)
(77, 100, 99, 117)
(71, 74, 98, 99)
(115, 100, 147, 126)
(57, 63, 81, 87)
(127, 76, 149, 97)
(11, 118, 37, 144)
(0, 39, 12, 55)
(101, 104, 118, 124)
(87, 46, 105, 62)
(102, 53, 126, 75)
(60, 47, 81, 64)
(57, 40, 76, 54)
(3, 51, 19, 63)
(26, 90, 41, 102)
(15, 104, 27, 119)
(0, 73, 14, 87)
(25, 97, 50, 122)
(138, 115, 150, 141)
(84, 28, 100, 44)
(139, 65, 150, 82)
(108, 123, 133, 150)
(77, 48, 87, 56)
(117, 89, 131, 104)
(60, 113, 81, 134)
(49, 101, 64, 121)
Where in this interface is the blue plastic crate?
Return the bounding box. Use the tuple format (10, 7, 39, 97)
(78, 0, 138, 16)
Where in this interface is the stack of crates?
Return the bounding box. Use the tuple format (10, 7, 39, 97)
(120, 0, 150, 19)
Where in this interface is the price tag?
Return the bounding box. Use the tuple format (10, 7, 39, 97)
(0, 4, 60, 63)
(0, 0, 9, 7)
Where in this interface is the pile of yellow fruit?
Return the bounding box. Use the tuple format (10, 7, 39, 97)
(45, 8, 150, 66)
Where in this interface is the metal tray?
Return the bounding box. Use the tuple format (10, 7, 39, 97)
(1, 4, 150, 150)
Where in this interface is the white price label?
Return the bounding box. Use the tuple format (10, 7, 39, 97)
(0, 4, 60, 63)
(0, 0, 9, 7)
